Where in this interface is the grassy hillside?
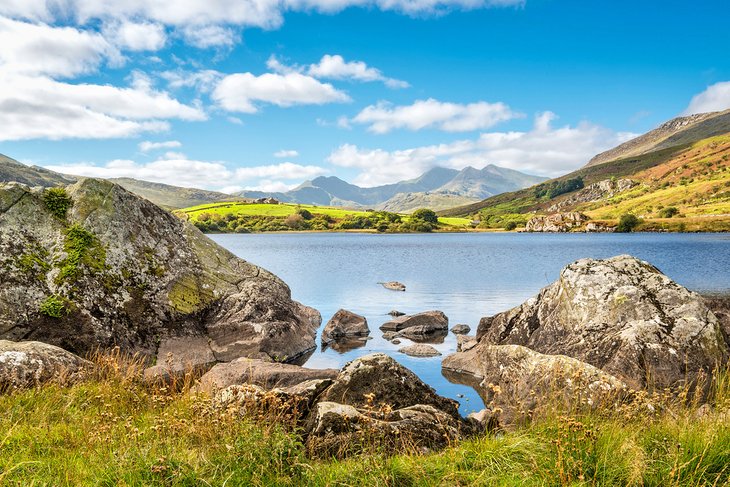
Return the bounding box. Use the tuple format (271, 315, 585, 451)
(1, 351, 728, 485)
(110, 178, 236, 210)
(441, 134, 730, 232)
(177, 201, 473, 233)
(0, 154, 74, 187)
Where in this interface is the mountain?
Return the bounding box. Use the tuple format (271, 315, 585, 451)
(0, 155, 236, 210)
(237, 164, 547, 212)
(586, 109, 730, 167)
(441, 111, 730, 232)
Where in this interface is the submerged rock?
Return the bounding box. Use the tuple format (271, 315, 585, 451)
(321, 309, 369, 344)
(398, 344, 441, 357)
(380, 281, 406, 292)
(0, 340, 90, 391)
(0, 180, 320, 368)
(476, 255, 728, 391)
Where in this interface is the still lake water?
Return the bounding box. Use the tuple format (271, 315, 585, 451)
(211, 232, 730, 415)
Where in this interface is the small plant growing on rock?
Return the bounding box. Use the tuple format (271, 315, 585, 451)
(39, 294, 68, 318)
(43, 187, 73, 220)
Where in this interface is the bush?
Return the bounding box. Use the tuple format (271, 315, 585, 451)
(533, 177, 584, 199)
(504, 221, 518, 231)
(616, 214, 642, 233)
(296, 208, 313, 220)
(411, 208, 438, 225)
(658, 207, 679, 218)
(43, 187, 73, 220)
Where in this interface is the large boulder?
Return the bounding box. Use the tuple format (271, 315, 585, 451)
(380, 311, 448, 333)
(442, 343, 626, 424)
(0, 180, 320, 369)
(0, 340, 90, 391)
(193, 357, 339, 394)
(476, 255, 728, 391)
(319, 353, 460, 417)
(321, 309, 369, 344)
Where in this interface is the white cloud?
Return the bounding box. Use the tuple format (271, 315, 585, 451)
(139, 140, 181, 152)
(107, 20, 166, 51)
(43, 156, 327, 192)
(683, 81, 730, 115)
(351, 98, 521, 133)
(328, 112, 636, 186)
(181, 25, 237, 48)
(160, 69, 223, 92)
(0, 16, 119, 77)
(227, 116, 244, 125)
(274, 149, 299, 158)
(268, 54, 408, 88)
(0, 72, 205, 141)
(212, 72, 350, 113)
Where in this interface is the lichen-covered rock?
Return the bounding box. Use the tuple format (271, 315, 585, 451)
(321, 309, 369, 344)
(320, 353, 459, 417)
(476, 255, 729, 391)
(0, 340, 90, 391)
(398, 344, 441, 357)
(524, 212, 588, 232)
(194, 357, 338, 394)
(442, 343, 627, 424)
(0, 180, 320, 368)
(380, 311, 448, 333)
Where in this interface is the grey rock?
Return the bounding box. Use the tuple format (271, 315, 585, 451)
(524, 212, 588, 232)
(450, 324, 471, 335)
(456, 335, 477, 352)
(380, 311, 448, 333)
(0, 179, 320, 369)
(380, 281, 406, 291)
(321, 309, 369, 344)
(398, 344, 441, 357)
(547, 178, 638, 213)
(0, 340, 90, 391)
(382, 331, 399, 340)
(476, 255, 729, 391)
(388, 310, 405, 317)
(391, 339, 401, 345)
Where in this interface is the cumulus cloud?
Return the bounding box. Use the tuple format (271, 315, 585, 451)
(683, 81, 730, 115)
(181, 25, 237, 48)
(274, 149, 299, 158)
(327, 112, 636, 186)
(160, 69, 223, 92)
(351, 98, 521, 133)
(212, 72, 350, 113)
(0, 72, 205, 141)
(139, 140, 182, 152)
(268, 54, 408, 88)
(106, 20, 166, 51)
(43, 156, 327, 192)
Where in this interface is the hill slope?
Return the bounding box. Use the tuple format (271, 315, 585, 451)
(0, 154, 74, 187)
(586, 109, 730, 167)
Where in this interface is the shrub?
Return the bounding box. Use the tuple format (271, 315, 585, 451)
(616, 214, 642, 233)
(43, 187, 73, 220)
(411, 208, 438, 225)
(296, 208, 313, 220)
(533, 177, 584, 199)
(658, 207, 679, 218)
(504, 221, 518, 231)
(39, 294, 68, 318)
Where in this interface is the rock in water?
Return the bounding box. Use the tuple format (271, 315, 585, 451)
(380, 281, 406, 291)
(450, 324, 471, 335)
(524, 212, 588, 232)
(388, 310, 405, 317)
(0, 340, 90, 391)
(0, 180, 320, 369)
(380, 311, 448, 333)
(476, 255, 728, 391)
(321, 309, 369, 344)
(399, 344, 441, 357)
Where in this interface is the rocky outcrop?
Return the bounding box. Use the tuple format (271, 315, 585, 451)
(380, 311, 448, 333)
(475, 255, 728, 391)
(0, 179, 320, 370)
(193, 357, 338, 394)
(379, 281, 406, 291)
(547, 178, 638, 212)
(321, 309, 369, 344)
(0, 340, 90, 391)
(524, 212, 588, 232)
(442, 344, 627, 424)
(399, 344, 441, 357)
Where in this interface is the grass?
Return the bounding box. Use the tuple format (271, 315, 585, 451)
(1, 351, 729, 486)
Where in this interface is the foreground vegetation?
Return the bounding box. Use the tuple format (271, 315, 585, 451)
(176, 202, 473, 233)
(1, 352, 729, 486)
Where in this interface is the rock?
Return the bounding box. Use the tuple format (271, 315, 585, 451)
(397, 325, 447, 342)
(321, 309, 369, 344)
(467, 408, 498, 430)
(547, 178, 638, 213)
(379, 281, 406, 292)
(585, 221, 614, 233)
(0, 340, 90, 391)
(399, 344, 441, 357)
(391, 339, 401, 345)
(704, 295, 730, 347)
(320, 353, 460, 417)
(450, 324, 471, 335)
(194, 357, 338, 394)
(456, 335, 477, 352)
(388, 310, 405, 317)
(382, 331, 399, 340)
(305, 401, 471, 458)
(217, 378, 333, 418)
(325, 337, 369, 353)
(0, 179, 320, 368)
(380, 311, 448, 333)
(442, 343, 627, 424)
(476, 255, 729, 391)
(524, 212, 588, 232)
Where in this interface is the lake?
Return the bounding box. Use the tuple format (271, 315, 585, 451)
(211, 232, 730, 415)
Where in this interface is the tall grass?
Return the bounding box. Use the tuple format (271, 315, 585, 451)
(0, 350, 728, 486)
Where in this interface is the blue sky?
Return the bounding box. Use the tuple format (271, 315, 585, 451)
(1, 0, 729, 192)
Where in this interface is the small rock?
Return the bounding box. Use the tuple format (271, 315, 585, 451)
(388, 310, 406, 317)
(0, 340, 90, 391)
(391, 339, 401, 345)
(380, 311, 448, 332)
(321, 309, 369, 344)
(399, 344, 441, 357)
(456, 335, 477, 352)
(380, 281, 406, 292)
(450, 324, 471, 335)
(382, 331, 399, 341)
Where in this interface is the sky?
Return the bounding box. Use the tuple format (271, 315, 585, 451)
(1, 0, 729, 193)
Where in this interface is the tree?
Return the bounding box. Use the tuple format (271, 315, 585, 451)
(616, 214, 641, 232)
(411, 208, 438, 225)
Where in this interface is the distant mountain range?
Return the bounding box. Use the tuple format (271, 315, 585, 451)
(237, 165, 548, 212)
(0, 155, 545, 213)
